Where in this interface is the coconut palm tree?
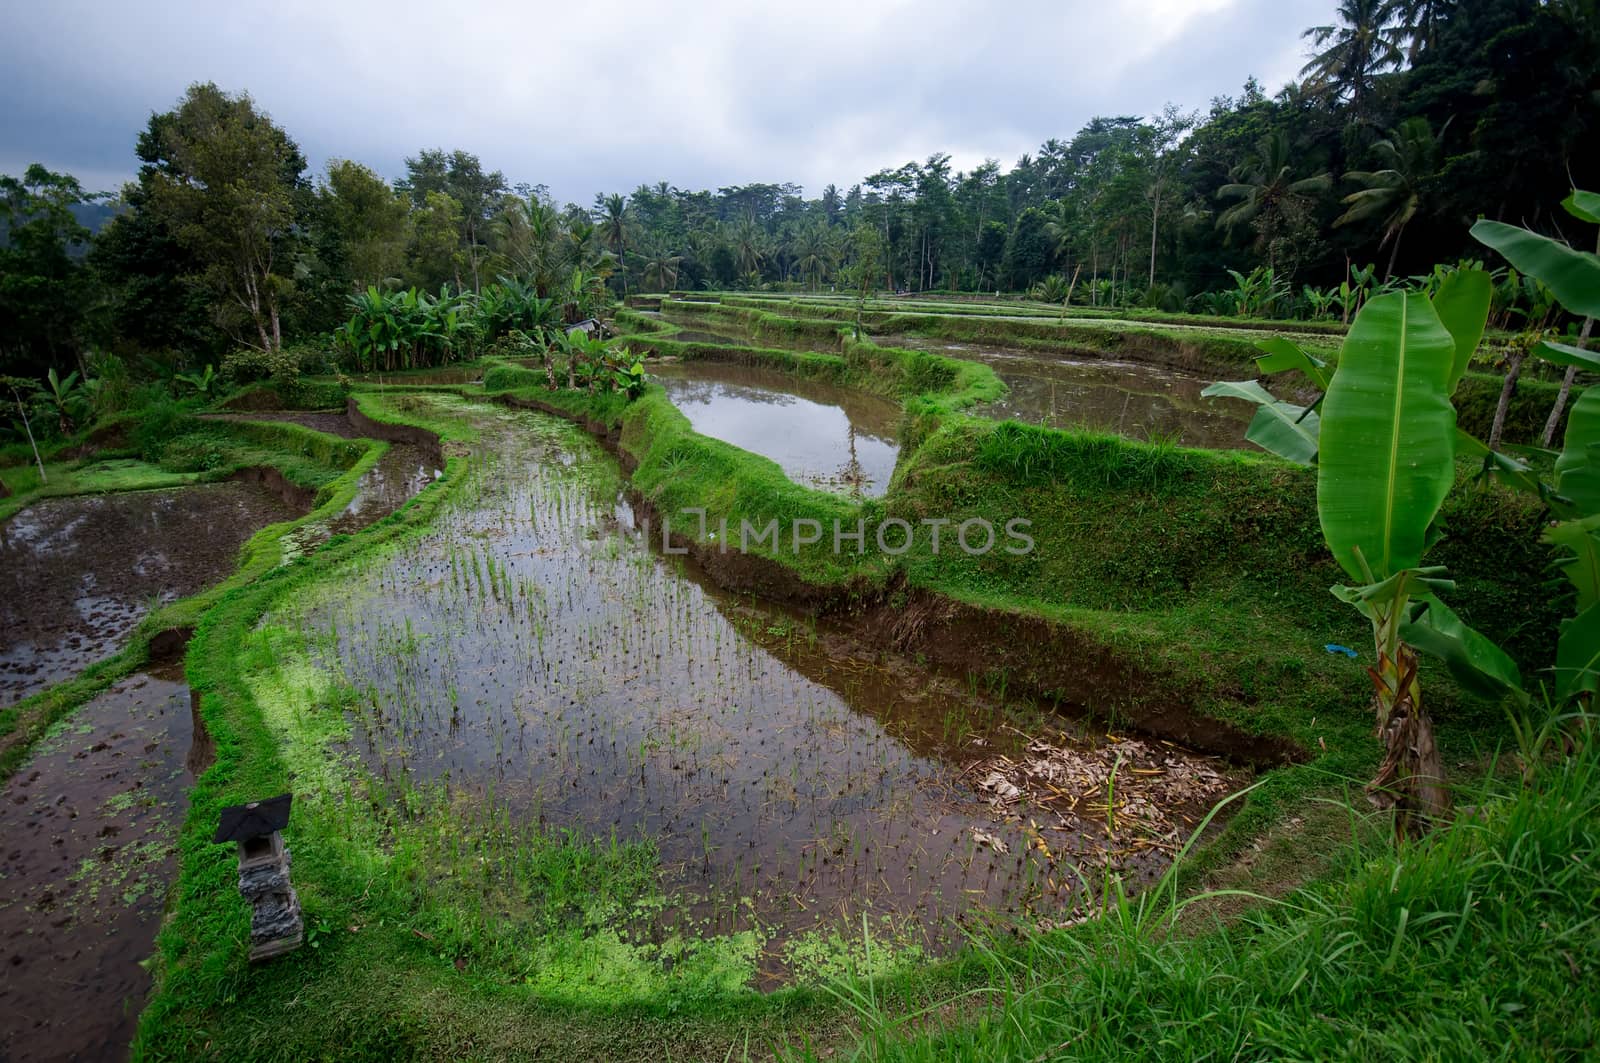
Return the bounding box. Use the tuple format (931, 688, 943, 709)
(1216, 131, 1333, 274)
(1389, 0, 1451, 61)
(1334, 116, 1446, 279)
(791, 225, 834, 291)
(594, 193, 630, 296)
(496, 196, 570, 299)
(1041, 199, 1076, 268)
(730, 217, 766, 279)
(639, 245, 682, 292)
(1300, 0, 1404, 116)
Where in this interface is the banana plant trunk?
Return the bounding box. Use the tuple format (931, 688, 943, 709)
(1367, 606, 1449, 837)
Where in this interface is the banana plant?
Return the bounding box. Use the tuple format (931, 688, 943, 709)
(1472, 189, 1600, 707)
(1321, 283, 1522, 834)
(174, 364, 217, 396)
(1210, 271, 1525, 835)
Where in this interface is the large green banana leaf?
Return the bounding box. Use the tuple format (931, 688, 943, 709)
(1471, 220, 1600, 319)
(1401, 594, 1526, 703)
(1556, 601, 1600, 703)
(1318, 291, 1458, 582)
(1200, 379, 1320, 465)
(1254, 336, 1332, 389)
(1430, 268, 1492, 391)
(1534, 340, 1600, 372)
(1544, 515, 1600, 612)
(1563, 190, 1600, 225)
(1557, 388, 1600, 515)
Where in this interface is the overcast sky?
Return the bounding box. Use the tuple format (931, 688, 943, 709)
(3, 0, 1326, 206)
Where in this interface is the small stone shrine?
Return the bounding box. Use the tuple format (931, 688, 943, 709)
(213, 793, 303, 961)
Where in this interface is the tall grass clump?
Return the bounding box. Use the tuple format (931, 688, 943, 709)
(974, 420, 1200, 494)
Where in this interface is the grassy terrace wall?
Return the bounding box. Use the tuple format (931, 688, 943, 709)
(659, 295, 1332, 375)
(657, 295, 1584, 447)
(719, 291, 1357, 337)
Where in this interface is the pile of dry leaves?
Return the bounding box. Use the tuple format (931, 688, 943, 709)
(963, 730, 1239, 866)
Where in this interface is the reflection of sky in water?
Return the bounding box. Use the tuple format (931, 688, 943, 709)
(654, 369, 900, 497)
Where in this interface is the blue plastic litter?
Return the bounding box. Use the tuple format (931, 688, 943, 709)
(1324, 643, 1358, 658)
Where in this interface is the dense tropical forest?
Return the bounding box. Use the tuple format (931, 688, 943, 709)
(4, 0, 1600, 1060)
(3, 0, 1596, 391)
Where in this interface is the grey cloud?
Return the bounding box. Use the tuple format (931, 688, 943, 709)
(1, 0, 1327, 203)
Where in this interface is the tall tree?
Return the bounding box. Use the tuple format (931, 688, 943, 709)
(141, 82, 307, 355)
(397, 149, 505, 292)
(594, 192, 630, 296)
(1334, 116, 1446, 278)
(1300, 0, 1405, 116)
(1216, 130, 1333, 276)
(319, 159, 408, 291)
(0, 165, 95, 377)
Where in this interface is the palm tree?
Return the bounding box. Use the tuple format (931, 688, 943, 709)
(495, 196, 570, 298)
(792, 226, 834, 291)
(594, 193, 630, 296)
(1389, 0, 1451, 61)
(1300, 0, 1404, 115)
(640, 245, 682, 292)
(1334, 116, 1446, 279)
(1216, 131, 1333, 274)
(730, 217, 766, 278)
(1041, 199, 1076, 266)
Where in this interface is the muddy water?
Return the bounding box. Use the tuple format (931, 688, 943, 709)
(0, 484, 299, 707)
(204, 409, 442, 552)
(875, 335, 1253, 448)
(0, 663, 205, 1062)
(275, 396, 1239, 983)
(649, 361, 901, 497)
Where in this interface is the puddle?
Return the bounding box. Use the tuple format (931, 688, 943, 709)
(0, 663, 204, 1061)
(0, 484, 300, 707)
(649, 361, 901, 497)
(874, 335, 1253, 448)
(269, 396, 1242, 985)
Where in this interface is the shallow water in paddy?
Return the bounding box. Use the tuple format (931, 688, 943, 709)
(269, 396, 1238, 983)
(0, 663, 204, 1061)
(874, 335, 1253, 448)
(649, 361, 901, 497)
(0, 483, 299, 706)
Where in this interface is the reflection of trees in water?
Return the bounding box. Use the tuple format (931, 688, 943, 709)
(656, 373, 901, 445)
(659, 379, 799, 409)
(836, 422, 867, 496)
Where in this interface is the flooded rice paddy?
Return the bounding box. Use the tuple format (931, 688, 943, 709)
(0, 663, 204, 1061)
(0, 483, 299, 707)
(875, 335, 1254, 448)
(226, 409, 444, 551)
(649, 361, 901, 497)
(262, 395, 1240, 986)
